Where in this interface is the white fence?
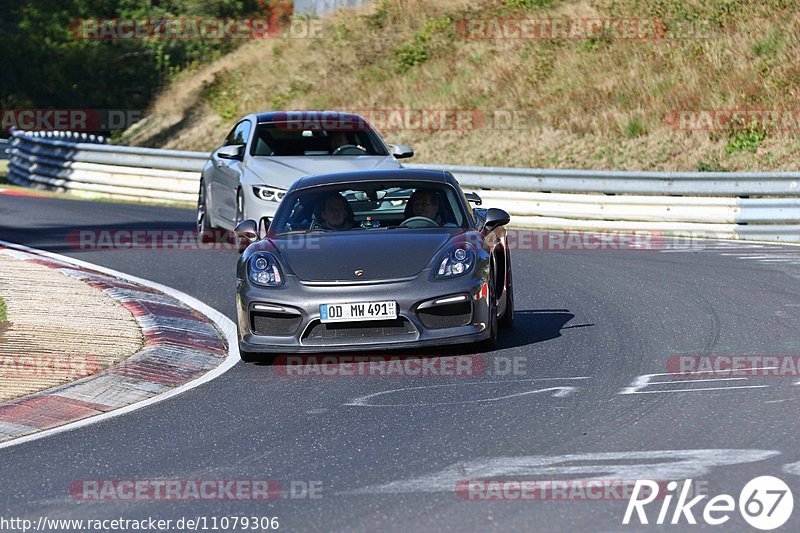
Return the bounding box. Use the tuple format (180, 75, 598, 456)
(8, 130, 800, 241)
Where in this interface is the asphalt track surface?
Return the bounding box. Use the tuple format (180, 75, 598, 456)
(2, 192, 800, 532)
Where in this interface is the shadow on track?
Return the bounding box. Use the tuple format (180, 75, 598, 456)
(0, 221, 239, 254)
(247, 309, 585, 366)
(501, 309, 583, 346)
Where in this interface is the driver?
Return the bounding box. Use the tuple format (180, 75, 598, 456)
(317, 193, 352, 230)
(406, 189, 442, 223)
(329, 130, 365, 154)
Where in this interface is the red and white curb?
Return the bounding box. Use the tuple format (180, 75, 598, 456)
(0, 188, 42, 198)
(0, 240, 238, 449)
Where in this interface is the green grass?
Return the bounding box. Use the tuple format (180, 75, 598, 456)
(0, 297, 7, 324)
(623, 117, 648, 138)
(725, 127, 767, 154)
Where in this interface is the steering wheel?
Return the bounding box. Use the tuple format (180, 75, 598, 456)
(398, 216, 439, 228)
(332, 144, 366, 155)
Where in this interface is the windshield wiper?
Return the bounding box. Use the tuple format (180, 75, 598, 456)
(277, 228, 332, 236)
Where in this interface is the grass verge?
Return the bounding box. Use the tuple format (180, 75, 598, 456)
(122, 0, 800, 171)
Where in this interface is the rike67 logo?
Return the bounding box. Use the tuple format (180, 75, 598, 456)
(624, 476, 793, 530)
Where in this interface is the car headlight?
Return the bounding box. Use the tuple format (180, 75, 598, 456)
(253, 185, 287, 202)
(248, 252, 284, 287)
(435, 243, 475, 279)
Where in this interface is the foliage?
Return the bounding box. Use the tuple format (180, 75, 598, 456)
(696, 159, 728, 172)
(201, 69, 243, 120)
(394, 16, 455, 72)
(0, 0, 289, 129)
(725, 125, 767, 154)
(623, 117, 647, 138)
(505, 0, 555, 8)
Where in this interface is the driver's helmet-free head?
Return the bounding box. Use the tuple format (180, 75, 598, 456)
(314, 192, 354, 230)
(329, 131, 352, 151)
(404, 188, 443, 224)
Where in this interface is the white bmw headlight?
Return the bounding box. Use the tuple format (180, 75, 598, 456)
(253, 185, 287, 202)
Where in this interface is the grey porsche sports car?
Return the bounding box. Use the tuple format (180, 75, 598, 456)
(234, 169, 514, 361)
(197, 111, 414, 234)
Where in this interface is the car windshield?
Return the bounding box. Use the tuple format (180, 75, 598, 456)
(270, 182, 469, 233)
(251, 121, 389, 157)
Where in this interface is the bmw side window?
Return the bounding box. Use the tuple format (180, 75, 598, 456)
(230, 121, 251, 147)
(223, 126, 237, 146)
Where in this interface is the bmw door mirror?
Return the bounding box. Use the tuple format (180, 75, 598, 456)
(217, 144, 244, 161)
(482, 208, 510, 231)
(390, 144, 414, 159)
(234, 219, 258, 252)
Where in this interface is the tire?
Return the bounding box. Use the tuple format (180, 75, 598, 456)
(499, 254, 514, 329)
(478, 265, 499, 351)
(197, 180, 212, 235)
(239, 347, 261, 363)
(235, 188, 245, 227)
(198, 181, 228, 244)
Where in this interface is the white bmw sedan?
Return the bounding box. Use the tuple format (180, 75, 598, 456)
(197, 111, 414, 234)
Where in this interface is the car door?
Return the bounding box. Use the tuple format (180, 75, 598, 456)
(209, 120, 252, 225)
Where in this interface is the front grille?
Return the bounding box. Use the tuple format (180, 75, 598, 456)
(302, 318, 417, 345)
(251, 311, 303, 336)
(417, 301, 472, 329)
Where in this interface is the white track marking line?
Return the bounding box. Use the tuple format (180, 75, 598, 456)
(619, 368, 777, 395)
(0, 239, 239, 451)
(629, 386, 768, 394)
(344, 377, 588, 407)
(646, 378, 748, 385)
(738, 255, 800, 260)
(685, 237, 800, 248)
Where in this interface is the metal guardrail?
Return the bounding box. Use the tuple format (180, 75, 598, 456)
(294, 0, 372, 17)
(403, 163, 800, 196)
(8, 131, 204, 202)
(7, 130, 800, 241)
(0, 138, 9, 160)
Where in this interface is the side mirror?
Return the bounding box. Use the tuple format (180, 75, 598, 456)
(258, 216, 271, 239)
(390, 144, 414, 159)
(482, 208, 510, 231)
(465, 192, 483, 205)
(234, 219, 258, 253)
(217, 144, 244, 161)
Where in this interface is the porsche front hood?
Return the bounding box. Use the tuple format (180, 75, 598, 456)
(272, 230, 456, 282)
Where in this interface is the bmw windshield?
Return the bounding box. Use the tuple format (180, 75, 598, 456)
(251, 121, 389, 157)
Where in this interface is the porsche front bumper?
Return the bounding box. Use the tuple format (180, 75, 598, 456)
(237, 271, 492, 353)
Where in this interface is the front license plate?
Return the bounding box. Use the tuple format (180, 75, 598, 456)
(320, 301, 397, 323)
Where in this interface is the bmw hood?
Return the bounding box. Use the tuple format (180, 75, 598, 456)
(271, 230, 457, 282)
(245, 156, 402, 189)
